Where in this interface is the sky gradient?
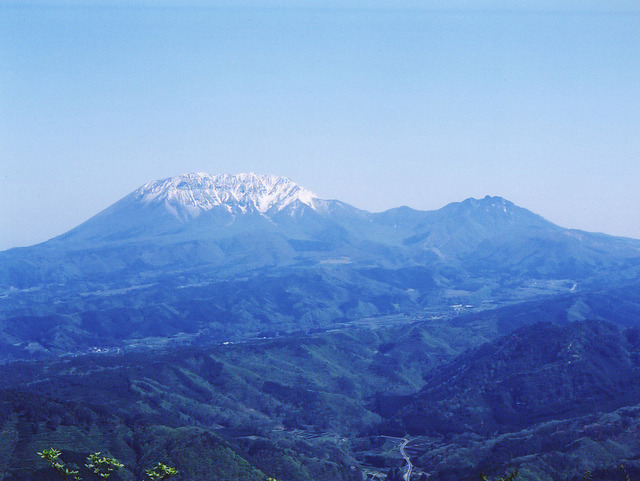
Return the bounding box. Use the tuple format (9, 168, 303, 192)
(1, 1, 639, 250)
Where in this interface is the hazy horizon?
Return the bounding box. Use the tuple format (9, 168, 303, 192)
(2, 1, 639, 250)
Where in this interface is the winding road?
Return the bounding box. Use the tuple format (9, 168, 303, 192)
(400, 438, 413, 481)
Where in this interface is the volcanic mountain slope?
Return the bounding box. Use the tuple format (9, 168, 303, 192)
(56, 172, 326, 243)
(0, 173, 372, 286)
(3, 172, 639, 285)
(1, 172, 640, 361)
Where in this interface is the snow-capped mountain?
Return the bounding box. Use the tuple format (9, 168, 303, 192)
(2, 172, 640, 362)
(135, 173, 319, 221)
(10, 172, 640, 269)
(52, 173, 333, 244)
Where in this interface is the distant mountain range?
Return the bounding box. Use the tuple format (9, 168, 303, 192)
(1, 172, 639, 361)
(3, 173, 640, 481)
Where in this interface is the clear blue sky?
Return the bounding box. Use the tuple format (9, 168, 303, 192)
(1, 1, 639, 250)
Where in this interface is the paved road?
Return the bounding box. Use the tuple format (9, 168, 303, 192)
(400, 438, 413, 481)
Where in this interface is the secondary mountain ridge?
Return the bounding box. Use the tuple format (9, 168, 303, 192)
(43, 172, 558, 249)
(1, 172, 640, 362)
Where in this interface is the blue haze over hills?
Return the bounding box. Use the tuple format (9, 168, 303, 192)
(2, 173, 640, 481)
(1, 173, 639, 362)
(2, 4, 640, 479)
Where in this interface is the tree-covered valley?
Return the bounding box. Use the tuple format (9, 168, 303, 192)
(2, 174, 640, 480)
(4, 295, 640, 480)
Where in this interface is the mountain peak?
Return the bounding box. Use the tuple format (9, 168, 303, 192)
(133, 172, 319, 220)
(453, 195, 532, 217)
(463, 195, 511, 208)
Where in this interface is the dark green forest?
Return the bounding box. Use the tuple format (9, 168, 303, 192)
(3, 298, 640, 481)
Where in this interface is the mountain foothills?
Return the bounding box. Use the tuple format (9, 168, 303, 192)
(2, 173, 640, 481)
(2, 319, 640, 481)
(1, 173, 639, 360)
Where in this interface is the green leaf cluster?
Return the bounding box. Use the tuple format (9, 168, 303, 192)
(38, 448, 177, 481)
(37, 448, 81, 481)
(85, 452, 125, 479)
(145, 462, 178, 480)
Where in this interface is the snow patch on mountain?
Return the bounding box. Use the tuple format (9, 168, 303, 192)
(133, 173, 319, 221)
